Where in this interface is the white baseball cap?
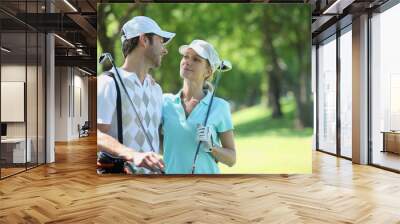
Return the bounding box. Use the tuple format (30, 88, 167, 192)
(121, 16, 176, 44)
(179, 40, 232, 73)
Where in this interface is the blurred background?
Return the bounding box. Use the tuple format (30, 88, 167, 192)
(97, 3, 312, 174)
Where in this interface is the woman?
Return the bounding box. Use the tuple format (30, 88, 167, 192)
(162, 39, 236, 174)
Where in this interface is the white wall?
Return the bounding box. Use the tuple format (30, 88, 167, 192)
(1, 65, 31, 138)
(73, 72, 89, 138)
(1, 66, 26, 137)
(54, 66, 89, 141)
(55, 67, 69, 141)
(1, 63, 46, 164)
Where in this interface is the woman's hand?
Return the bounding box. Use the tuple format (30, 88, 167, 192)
(196, 124, 213, 151)
(210, 131, 236, 167)
(196, 125, 236, 167)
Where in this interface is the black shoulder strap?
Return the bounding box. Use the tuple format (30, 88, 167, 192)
(104, 71, 123, 144)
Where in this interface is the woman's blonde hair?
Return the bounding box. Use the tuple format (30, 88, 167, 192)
(203, 80, 214, 92)
(202, 58, 231, 93)
(203, 61, 214, 92)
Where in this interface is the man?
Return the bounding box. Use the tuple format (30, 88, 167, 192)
(97, 16, 175, 174)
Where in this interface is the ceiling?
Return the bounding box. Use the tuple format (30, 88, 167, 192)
(309, 0, 390, 43)
(82, 0, 393, 45)
(0, 0, 97, 74)
(0, 0, 395, 73)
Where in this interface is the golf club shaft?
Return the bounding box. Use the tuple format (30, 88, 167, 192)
(191, 73, 222, 174)
(109, 60, 156, 153)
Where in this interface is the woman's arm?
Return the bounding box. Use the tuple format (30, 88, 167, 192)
(210, 130, 236, 167)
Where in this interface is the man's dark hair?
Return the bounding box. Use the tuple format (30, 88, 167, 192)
(122, 31, 155, 58)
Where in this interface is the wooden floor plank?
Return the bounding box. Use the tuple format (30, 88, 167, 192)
(0, 135, 400, 223)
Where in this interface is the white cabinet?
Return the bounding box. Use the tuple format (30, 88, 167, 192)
(1, 138, 32, 163)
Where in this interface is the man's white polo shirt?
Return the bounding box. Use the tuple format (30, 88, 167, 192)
(97, 67, 163, 158)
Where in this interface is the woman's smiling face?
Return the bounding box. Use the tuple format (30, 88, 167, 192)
(180, 48, 212, 82)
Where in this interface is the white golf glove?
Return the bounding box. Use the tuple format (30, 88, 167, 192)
(196, 124, 213, 152)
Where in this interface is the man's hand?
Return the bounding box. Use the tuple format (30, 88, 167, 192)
(119, 149, 135, 162)
(130, 151, 164, 173)
(97, 129, 165, 173)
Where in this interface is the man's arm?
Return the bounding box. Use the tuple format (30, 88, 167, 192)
(97, 124, 164, 172)
(97, 124, 134, 161)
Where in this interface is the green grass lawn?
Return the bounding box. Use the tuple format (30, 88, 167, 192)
(219, 100, 312, 174)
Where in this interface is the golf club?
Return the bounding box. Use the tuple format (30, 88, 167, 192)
(191, 60, 232, 174)
(98, 52, 164, 174)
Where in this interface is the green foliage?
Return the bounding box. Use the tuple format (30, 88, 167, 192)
(97, 3, 311, 116)
(233, 96, 313, 137)
(220, 99, 312, 174)
(97, 4, 313, 172)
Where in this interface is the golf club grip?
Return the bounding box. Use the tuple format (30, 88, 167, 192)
(191, 92, 216, 174)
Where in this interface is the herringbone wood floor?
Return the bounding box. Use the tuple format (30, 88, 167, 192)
(1, 135, 400, 224)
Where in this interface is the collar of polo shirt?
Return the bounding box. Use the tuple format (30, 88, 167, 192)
(111, 67, 152, 88)
(174, 89, 212, 106)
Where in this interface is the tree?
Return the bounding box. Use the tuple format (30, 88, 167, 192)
(97, 3, 313, 127)
(97, 3, 145, 72)
(261, 7, 284, 118)
(277, 7, 313, 128)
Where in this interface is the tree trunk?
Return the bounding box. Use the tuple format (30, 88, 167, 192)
(293, 34, 313, 128)
(293, 73, 313, 128)
(262, 10, 283, 118)
(247, 88, 260, 106)
(268, 71, 283, 118)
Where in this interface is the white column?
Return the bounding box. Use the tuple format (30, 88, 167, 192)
(46, 33, 55, 163)
(352, 14, 369, 164)
(46, 1, 55, 163)
(312, 45, 317, 150)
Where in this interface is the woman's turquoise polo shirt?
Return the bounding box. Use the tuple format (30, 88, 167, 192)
(162, 90, 234, 174)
